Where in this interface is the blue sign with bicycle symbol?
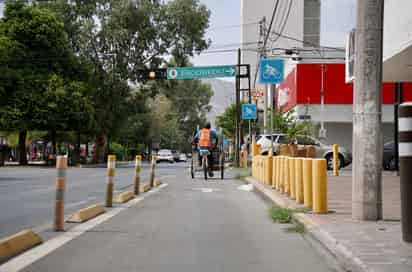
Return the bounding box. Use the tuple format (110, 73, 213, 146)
(241, 104, 257, 120)
(259, 59, 284, 84)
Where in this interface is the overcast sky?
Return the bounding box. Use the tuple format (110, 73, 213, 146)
(192, 0, 357, 67)
(0, 0, 357, 67)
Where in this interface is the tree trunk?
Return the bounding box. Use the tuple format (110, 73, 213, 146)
(85, 141, 89, 163)
(18, 130, 28, 165)
(73, 132, 81, 165)
(51, 130, 57, 156)
(92, 134, 107, 163)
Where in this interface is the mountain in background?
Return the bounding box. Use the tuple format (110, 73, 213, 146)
(202, 79, 234, 127)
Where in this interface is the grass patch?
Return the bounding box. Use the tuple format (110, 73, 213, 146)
(284, 223, 305, 234)
(269, 206, 293, 223)
(293, 207, 311, 213)
(233, 168, 252, 179)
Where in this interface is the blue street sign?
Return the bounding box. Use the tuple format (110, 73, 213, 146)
(259, 59, 284, 84)
(167, 65, 237, 80)
(242, 104, 257, 120)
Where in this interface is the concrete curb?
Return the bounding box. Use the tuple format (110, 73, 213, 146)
(140, 183, 151, 192)
(154, 179, 162, 187)
(66, 204, 105, 223)
(0, 230, 42, 263)
(244, 176, 370, 272)
(114, 191, 135, 203)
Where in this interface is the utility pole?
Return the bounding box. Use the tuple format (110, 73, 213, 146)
(352, 0, 384, 220)
(260, 17, 268, 134)
(235, 48, 241, 167)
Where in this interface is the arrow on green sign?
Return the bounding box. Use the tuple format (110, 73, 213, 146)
(167, 65, 237, 80)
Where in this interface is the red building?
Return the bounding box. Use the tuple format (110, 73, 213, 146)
(275, 63, 412, 150)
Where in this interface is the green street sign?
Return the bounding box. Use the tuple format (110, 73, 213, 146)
(167, 65, 237, 80)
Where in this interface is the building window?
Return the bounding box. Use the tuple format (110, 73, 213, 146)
(304, 0, 320, 47)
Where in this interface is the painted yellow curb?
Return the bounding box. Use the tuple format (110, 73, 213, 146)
(66, 204, 105, 223)
(154, 179, 162, 187)
(0, 229, 42, 262)
(140, 183, 151, 192)
(114, 191, 135, 203)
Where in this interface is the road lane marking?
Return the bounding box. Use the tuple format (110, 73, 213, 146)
(0, 183, 168, 272)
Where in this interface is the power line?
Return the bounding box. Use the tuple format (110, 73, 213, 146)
(207, 21, 259, 32)
(270, 0, 293, 45)
(271, 30, 344, 51)
(208, 41, 259, 50)
(263, 0, 280, 51)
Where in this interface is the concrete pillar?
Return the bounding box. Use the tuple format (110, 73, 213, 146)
(352, 0, 384, 220)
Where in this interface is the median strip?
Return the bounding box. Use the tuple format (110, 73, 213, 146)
(114, 191, 135, 203)
(154, 179, 162, 187)
(0, 230, 42, 263)
(140, 183, 151, 192)
(66, 204, 105, 223)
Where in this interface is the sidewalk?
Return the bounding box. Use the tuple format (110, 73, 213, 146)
(245, 174, 412, 272)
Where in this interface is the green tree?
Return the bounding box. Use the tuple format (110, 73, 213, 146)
(0, 1, 94, 164)
(41, 0, 211, 161)
(216, 104, 248, 142)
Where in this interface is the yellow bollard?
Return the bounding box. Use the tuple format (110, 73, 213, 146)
(134, 155, 142, 195)
(303, 158, 313, 208)
(278, 156, 283, 192)
(284, 157, 290, 195)
(272, 156, 276, 188)
(275, 156, 280, 190)
(265, 149, 273, 185)
(54, 156, 67, 231)
(251, 157, 254, 177)
(312, 159, 328, 214)
(150, 155, 157, 188)
(295, 158, 304, 204)
(260, 157, 264, 183)
(289, 157, 296, 199)
(106, 155, 116, 207)
(333, 144, 339, 176)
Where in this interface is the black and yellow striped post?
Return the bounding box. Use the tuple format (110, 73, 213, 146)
(105, 155, 116, 207)
(399, 103, 412, 242)
(54, 156, 67, 231)
(134, 155, 142, 195)
(150, 155, 157, 188)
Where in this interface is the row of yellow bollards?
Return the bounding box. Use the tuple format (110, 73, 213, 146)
(252, 155, 328, 214)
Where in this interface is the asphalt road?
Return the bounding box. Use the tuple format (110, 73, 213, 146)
(19, 168, 332, 272)
(0, 162, 185, 238)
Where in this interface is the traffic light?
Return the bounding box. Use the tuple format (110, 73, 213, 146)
(136, 68, 167, 81)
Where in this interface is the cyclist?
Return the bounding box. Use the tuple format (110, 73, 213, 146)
(193, 122, 218, 177)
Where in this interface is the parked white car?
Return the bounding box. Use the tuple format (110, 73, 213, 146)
(156, 149, 174, 163)
(256, 134, 352, 169)
(178, 153, 188, 162)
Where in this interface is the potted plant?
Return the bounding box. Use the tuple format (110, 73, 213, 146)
(286, 120, 312, 157)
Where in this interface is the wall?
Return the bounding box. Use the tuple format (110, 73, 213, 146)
(276, 63, 412, 110)
(240, 0, 304, 93)
(323, 122, 394, 152)
(382, 0, 412, 81)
